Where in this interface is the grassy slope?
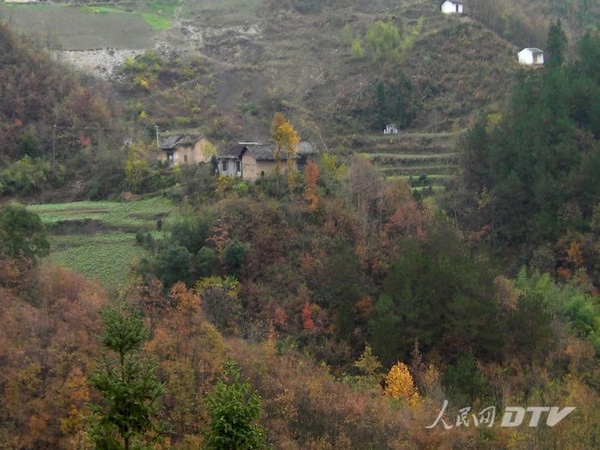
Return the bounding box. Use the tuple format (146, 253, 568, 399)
(29, 198, 177, 292)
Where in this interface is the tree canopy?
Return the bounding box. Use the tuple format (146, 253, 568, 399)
(0, 204, 49, 260)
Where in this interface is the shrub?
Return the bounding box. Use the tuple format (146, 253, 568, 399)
(0, 156, 64, 196)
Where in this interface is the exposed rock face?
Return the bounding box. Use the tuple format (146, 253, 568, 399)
(54, 48, 145, 78)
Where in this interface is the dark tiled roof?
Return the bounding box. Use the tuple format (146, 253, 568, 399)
(221, 144, 246, 158)
(159, 135, 183, 150)
(246, 143, 281, 161)
(298, 142, 318, 155)
(218, 141, 319, 161)
(159, 134, 197, 150)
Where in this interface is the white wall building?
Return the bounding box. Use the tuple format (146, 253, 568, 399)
(441, 0, 464, 14)
(518, 48, 544, 65)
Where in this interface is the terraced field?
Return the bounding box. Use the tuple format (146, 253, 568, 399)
(28, 197, 178, 292)
(344, 131, 463, 190)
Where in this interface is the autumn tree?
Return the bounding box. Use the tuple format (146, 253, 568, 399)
(270, 113, 300, 193)
(271, 113, 287, 180)
(145, 283, 225, 443)
(124, 145, 150, 193)
(87, 300, 170, 449)
(384, 361, 420, 405)
(354, 345, 383, 388)
(354, 345, 382, 377)
(303, 160, 320, 211)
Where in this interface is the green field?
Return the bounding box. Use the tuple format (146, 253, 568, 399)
(29, 197, 177, 292)
(29, 197, 176, 229)
(0, 1, 178, 49)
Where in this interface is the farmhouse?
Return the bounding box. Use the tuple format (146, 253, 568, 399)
(158, 134, 215, 166)
(218, 141, 318, 182)
(518, 48, 544, 66)
(440, 0, 463, 14)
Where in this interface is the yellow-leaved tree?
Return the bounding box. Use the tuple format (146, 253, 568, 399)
(271, 113, 300, 194)
(384, 361, 420, 405)
(124, 144, 150, 193)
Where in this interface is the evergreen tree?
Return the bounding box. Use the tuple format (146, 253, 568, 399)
(87, 300, 170, 449)
(546, 19, 567, 69)
(205, 361, 266, 450)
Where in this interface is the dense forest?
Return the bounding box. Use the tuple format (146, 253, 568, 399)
(1, 4, 600, 449)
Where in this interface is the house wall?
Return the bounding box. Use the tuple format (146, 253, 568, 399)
(518, 50, 533, 65)
(441, 1, 463, 14)
(241, 156, 299, 182)
(219, 158, 241, 177)
(518, 50, 543, 65)
(241, 154, 263, 181)
(158, 138, 215, 166)
(192, 138, 216, 163)
(158, 151, 171, 164)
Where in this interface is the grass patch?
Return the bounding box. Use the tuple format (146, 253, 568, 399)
(30, 197, 177, 292)
(45, 236, 146, 293)
(80, 1, 177, 30)
(141, 12, 172, 30)
(80, 6, 127, 14)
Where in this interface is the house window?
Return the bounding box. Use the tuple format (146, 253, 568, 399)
(236, 160, 241, 174)
(184, 155, 188, 163)
(222, 160, 227, 172)
(260, 171, 265, 177)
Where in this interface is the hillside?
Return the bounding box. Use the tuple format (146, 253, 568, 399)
(0, 1, 521, 137)
(1, 1, 596, 187)
(0, 0, 557, 185)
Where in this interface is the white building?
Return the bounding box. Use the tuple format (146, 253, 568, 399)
(441, 0, 464, 14)
(384, 124, 399, 135)
(518, 48, 544, 66)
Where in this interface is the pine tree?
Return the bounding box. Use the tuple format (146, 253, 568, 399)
(205, 361, 266, 449)
(546, 19, 567, 69)
(87, 300, 170, 449)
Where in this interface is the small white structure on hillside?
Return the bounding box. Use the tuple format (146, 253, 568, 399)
(384, 124, 399, 135)
(441, 0, 464, 14)
(518, 48, 544, 65)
